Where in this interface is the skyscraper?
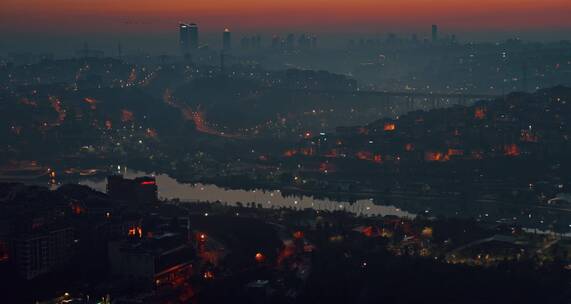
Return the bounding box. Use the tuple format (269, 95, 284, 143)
(311, 35, 317, 49)
(298, 34, 309, 49)
(189, 23, 199, 49)
(271, 35, 280, 49)
(286, 34, 295, 50)
(431, 24, 438, 43)
(253, 35, 262, 49)
(179, 23, 191, 55)
(223, 28, 232, 51)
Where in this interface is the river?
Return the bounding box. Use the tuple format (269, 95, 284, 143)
(72, 168, 571, 234)
(77, 169, 416, 218)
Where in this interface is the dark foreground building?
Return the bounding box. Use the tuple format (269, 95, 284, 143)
(107, 175, 158, 204)
(108, 233, 195, 288)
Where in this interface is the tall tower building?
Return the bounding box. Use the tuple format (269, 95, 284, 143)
(286, 34, 295, 50)
(189, 23, 199, 49)
(431, 24, 438, 43)
(223, 28, 232, 51)
(271, 35, 280, 49)
(311, 35, 317, 49)
(254, 35, 262, 49)
(179, 23, 191, 55)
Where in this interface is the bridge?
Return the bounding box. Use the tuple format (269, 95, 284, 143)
(274, 88, 501, 111)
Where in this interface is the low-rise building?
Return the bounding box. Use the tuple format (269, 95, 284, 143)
(108, 233, 195, 288)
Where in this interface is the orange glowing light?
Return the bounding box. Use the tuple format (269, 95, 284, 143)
(203, 271, 214, 280)
(126, 68, 137, 85)
(83, 97, 97, 104)
(324, 149, 339, 158)
(146, 128, 158, 138)
(520, 130, 539, 143)
(121, 109, 134, 122)
(300, 147, 315, 156)
(425, 151, 445, 162)
(140, 181, 156, 185)
(421, 227, 433, 238)
(474, 107, 486, 119)
(356, 151, 372, 161)
(255, 252, 265, 262)
(384, 122, 396, 131)
(71, 204, 84, 215)
(284, 149, 297, 157)
(362, 226, 375, 237)
(447, 149, 464, 156)
(128, 226, 142, 238)
(83, 97, 98, 110)
(293, 231, 304, 239)
(504, 144, 520, 157)
(49, 96, 66, 125)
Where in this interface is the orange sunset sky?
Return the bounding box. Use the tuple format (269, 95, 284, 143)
(1, 0, 571, 33)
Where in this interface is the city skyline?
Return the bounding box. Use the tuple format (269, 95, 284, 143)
(1, 1, 571, 302)
(1, 0, 571, 35)
(2, 0, 571, 55)
(2, 26, 570, 57)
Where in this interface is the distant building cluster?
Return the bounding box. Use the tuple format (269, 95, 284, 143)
(177, 22, 319, 57)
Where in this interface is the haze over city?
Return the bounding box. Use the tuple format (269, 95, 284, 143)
(2, 0, 571, 53)
(0, 1, 570, 303)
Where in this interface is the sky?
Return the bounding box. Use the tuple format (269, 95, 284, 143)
(1, 0, 570, 54)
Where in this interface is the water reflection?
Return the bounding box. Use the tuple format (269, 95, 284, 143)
(76, 169, 571, 233)
(79, 170, 415, 218)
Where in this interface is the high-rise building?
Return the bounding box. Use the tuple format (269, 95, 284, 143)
(223, 28, 232, 51)
(179, 23, 191, 55)
(286, 34, 295, 50)
(431, 24, 438, 43)
(311, 35, 318, 49)
(14, 226, 74, 280)
(298, 34, 310, 49)
(271, 35, 280, 49)
(189, 23, 199, 49)
(253, 35, 262, 49)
